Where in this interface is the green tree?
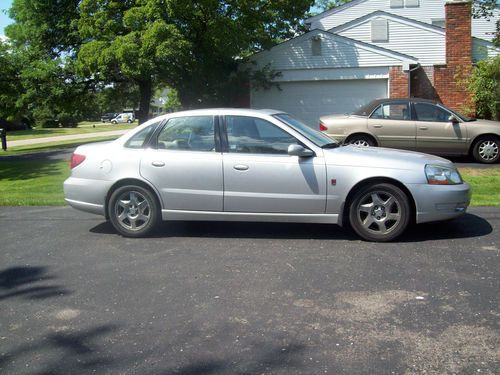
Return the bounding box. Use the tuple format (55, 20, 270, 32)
(465, 56, 500, 120)
(0, 40, 23, 121)
(76, 0, 314, 123)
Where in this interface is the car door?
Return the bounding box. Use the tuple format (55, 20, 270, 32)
(140, 115, 223, 211)
(221, 115, 327, 214)
(367, 101, 416, 150)
(414, 102, 468, 154)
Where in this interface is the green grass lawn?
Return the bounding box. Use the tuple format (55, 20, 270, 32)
(5, 122, 136, 141)
(0, 136, 119, 156)
(0, 160, 498, 207)
(0, 159, 70, 205)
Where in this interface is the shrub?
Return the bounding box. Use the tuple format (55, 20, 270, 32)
(465, 56, 500, 120)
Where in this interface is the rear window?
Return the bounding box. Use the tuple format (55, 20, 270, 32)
(124, 123, 158, 149)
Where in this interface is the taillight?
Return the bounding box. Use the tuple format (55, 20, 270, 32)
(319, 122, 328, 131)
(70, 153, 86, 169)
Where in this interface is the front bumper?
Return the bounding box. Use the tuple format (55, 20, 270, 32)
(406, 182, 471, 224)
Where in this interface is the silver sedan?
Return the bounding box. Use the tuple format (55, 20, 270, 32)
(64, 108, 470, 242)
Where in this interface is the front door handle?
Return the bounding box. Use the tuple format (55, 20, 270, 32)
(151, 161, 165, 167)
(419, 126, 428, 130)
(233, 164, 249, 171)
(373, 124, 383, 128)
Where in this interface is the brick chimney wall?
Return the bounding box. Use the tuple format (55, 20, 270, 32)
(389, 66, 409, 98)
(434, 1, 473, 113)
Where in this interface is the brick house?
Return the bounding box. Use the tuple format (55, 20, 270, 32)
(248, 0, 499, 126)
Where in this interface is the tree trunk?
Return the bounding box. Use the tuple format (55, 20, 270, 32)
(137, 78, 152, 125)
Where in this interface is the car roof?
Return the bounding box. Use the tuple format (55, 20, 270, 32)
(153, 108, 285, 121)
(353, 98, 440, 116)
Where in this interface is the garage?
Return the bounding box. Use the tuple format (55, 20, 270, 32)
(251, 78, 388, 128)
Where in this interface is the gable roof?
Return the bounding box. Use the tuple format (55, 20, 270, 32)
(250, 28, 418, 64)
(330, 10, 446, 35)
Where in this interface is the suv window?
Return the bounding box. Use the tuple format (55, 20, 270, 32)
(414, 103, 451, 122)
(371, 103, 410, 120)
(157, 116, 215, 151)
(226, 116, 298, 154)
(124, 123, 157, 149)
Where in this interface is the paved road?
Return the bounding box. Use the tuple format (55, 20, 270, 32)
(0, 206, 498, 374)
(6, 129, 130, 147)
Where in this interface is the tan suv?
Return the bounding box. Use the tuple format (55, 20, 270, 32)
(319, 98, 500, 164)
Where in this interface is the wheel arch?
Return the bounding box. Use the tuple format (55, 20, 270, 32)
(341, 177, 417, 227)
(344, 132, 378, 146)
(104, 178, 163, 220)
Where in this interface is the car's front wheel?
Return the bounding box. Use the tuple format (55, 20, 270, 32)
(472, 136, 499, 164)
(349, 183, 410, 242)
(108, 185, 160, 237)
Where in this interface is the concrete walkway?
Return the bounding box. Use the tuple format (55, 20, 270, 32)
(7, 129, 131, 147)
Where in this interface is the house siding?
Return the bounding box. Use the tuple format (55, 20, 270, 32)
(309, 0, 498, 41)
(337, 18, 446, 65)
(472, 38, 500, 62)
(250, 33, 408, 72)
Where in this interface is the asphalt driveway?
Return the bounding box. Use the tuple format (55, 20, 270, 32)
(0, 206, 498, 374)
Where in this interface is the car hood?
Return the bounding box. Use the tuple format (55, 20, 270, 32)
(468, 118, 500, 130)
(324, 145, 454, 170)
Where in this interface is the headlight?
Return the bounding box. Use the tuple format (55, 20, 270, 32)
(425, 165, 463, 185)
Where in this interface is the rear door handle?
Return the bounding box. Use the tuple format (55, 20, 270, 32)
(151, 161, 165, 167)
(233, 164, 249, 171)
(373, 124, 383, 128)
(419, 126, 428, 130)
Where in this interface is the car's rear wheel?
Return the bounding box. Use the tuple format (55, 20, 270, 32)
(349, 183, 410, 242)
(346, 135, 376, 147)
(472, 136, 499, 164)
(108, 185, 160, 237)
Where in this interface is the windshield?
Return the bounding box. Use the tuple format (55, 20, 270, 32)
(274, 114, 338, 147)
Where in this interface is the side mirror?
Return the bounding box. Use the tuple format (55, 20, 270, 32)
(288, 144, 314, 157)
(448, 115, 459, 123)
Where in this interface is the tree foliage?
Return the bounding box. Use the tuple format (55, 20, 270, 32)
(4, 0, 314, 124)
(465, 56, 500, 120)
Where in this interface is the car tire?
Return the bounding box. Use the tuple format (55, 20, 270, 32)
(347, 135, 376, 147)
(127, 119, 132, 123)
(472, 136, 499, 164)
(111, 120, 117, 124)
(108, 185, 160, 237)
(349, 183, 410, 242)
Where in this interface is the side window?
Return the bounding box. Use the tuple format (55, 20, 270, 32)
(371, 103, 410, 120)
(226, 116, 298, 154)
(157, 116, 215, 151)
(124, 123, 157, 149)
(414, 103, 451, 122)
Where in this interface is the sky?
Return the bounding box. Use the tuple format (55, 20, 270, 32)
(0, 0, 13, 36)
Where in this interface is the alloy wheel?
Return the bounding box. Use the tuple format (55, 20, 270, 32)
(114, 190, 151, 231)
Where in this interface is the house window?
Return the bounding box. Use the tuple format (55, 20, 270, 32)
(432, 19, 445, 28)
(390, 0, 404, 8)
(371, 19, 388, 42)
(311, 36, 322, 56)
(405, 0, 420, 8)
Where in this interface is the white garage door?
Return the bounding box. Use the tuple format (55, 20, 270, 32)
(251, 79, 388, 128)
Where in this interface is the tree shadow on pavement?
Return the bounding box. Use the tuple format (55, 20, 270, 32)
(0, 266, 71, 301)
